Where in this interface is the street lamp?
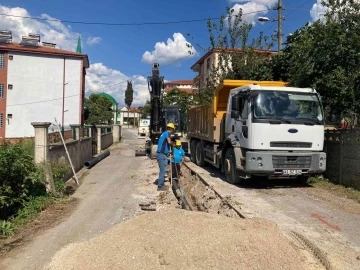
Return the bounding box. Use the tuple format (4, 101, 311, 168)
(258, 0, 284, 53)
(258, 17, 270, 22)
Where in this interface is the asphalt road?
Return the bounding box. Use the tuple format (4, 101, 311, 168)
(0, 128, 156, 270)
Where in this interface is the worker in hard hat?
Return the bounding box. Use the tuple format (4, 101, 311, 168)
(156, 123, 175, 191)
(171, 140, 185, 181)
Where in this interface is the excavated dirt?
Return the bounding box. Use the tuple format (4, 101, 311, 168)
(179, 164, 241, 218)
(46, 209, 320, 270)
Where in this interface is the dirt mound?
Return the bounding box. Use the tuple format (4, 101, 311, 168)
(46, 209, 315, 270)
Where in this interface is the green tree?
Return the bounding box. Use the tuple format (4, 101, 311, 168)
(85, 94, 114, 124)
(164, 88, 194, 132)
(188, 7, 276, 105)
(124, 80, 134, 128)
(141, 100, 151, 118)
(274, 0, 360, 122)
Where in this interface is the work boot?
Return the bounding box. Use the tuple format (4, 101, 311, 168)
(157, 186, 169, 191)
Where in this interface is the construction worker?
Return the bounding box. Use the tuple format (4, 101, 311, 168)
(156, 123, 174, 191)
(171, 140, 185, 181)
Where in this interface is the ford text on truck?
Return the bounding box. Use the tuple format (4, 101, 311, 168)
(188, 80, 326, 184)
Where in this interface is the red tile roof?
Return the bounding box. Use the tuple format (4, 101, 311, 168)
(191, 48, 278, 69)
(0, 42, 89, 68)
(165, 80, 193, 85)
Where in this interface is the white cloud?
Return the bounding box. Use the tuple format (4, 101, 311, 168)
(85, 63, 150, 107)
(1, 4, 147, 107)
(86, 36, 102, 46)
(0, 5, 101, 50)
(142, 33, 197, 65)
(227, 0, 277, 24)
(310, 0, 327, 22)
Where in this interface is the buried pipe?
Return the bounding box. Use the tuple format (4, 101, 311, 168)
(172, 179, 193, 211)
(84, 150, 110, 169)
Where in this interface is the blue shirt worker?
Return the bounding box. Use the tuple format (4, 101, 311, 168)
(171, 140, 185, 181)
(156, 123, 174, 191)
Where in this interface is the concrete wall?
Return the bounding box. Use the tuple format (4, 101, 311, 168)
(49, 137, 92, 173)
(101, 132, 113, 150)
(6, 53, 82, 138)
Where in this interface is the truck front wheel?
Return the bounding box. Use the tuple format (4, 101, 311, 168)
(224, 148, 242, 185)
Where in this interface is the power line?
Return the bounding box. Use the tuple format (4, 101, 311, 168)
(6, 94, 79, 106)
(0, 9, 270, 26)
(262, 0, 314, 37)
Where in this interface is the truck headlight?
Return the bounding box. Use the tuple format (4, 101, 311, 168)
(251, 157, 256, 161)
(257, 157, 262, 161)
(319, 163, 323, 167)
(258, 163, 263, 167)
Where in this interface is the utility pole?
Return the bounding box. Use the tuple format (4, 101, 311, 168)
(275, 0, 284, 53)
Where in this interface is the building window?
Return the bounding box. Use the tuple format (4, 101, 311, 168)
(0, 84, 3, 98)
(0, 113, 3, 128)
(206, 58, 211, 74)
(7, 114, 12, 119)
(0, 54, 4, 69)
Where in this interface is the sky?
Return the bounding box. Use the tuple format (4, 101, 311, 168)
(0, 0, 327, 107)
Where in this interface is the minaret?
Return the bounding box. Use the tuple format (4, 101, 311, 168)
(76, 35, 82, 53)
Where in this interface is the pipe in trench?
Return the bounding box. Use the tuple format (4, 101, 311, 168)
(172, 178, 193, 211)
(84, 150, 110, 169)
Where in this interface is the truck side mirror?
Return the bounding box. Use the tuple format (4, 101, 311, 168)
(231, 95, 240, 111)
(231, 111, 240, 119)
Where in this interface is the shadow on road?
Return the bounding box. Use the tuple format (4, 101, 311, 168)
(189, 159, 314, 190)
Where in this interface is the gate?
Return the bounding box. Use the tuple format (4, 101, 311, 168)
(324, 129, 360, 190)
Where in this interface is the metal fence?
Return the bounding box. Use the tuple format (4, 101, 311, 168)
(324, 129, 360, 190)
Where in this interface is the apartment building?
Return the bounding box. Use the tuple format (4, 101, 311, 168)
(164, 80, 194, 96)
(0, 31, 89, 138)
(190, 48, 278, 89)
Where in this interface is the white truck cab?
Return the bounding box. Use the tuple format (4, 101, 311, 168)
(226, 84, 326, 181)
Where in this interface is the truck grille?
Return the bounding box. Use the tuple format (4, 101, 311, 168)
(270, 142, 312, 148)
(272, 156, 312, 169)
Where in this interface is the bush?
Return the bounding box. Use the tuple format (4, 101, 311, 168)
(0, 142, 46, 220)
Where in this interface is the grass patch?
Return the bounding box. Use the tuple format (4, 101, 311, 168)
(309, 177, 360, 204)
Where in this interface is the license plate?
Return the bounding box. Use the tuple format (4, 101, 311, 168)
(282, 170, 302, 176)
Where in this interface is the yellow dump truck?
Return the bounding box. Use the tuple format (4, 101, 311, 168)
(188, 80, 327, 184)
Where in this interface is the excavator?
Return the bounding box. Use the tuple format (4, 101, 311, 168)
(144, 63, 182, 158)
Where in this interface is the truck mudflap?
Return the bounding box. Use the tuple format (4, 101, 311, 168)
(244, 151, 326, 176)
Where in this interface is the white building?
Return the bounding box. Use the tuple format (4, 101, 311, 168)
(0, 32, 89, 138)
(190, 48, 277, 89)
(118, 107, 141, 126)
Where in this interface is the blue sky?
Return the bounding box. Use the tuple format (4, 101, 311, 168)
(0, 0, 325, 106)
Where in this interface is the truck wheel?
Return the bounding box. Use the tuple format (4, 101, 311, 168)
(190, 140, 197, 163)
(224, 148, 242, 184)
(195, 141, 206, 167)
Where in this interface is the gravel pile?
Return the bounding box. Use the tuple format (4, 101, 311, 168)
(46, 209, 314, 270)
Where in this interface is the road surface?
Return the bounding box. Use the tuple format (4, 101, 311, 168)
(185, 162, 360, 270)
(0, 128, 159, 270)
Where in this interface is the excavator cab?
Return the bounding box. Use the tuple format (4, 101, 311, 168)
(164, 105, 181, 136)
